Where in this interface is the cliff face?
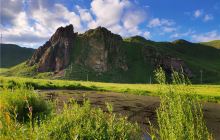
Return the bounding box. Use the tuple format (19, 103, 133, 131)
(29, 25, 76, 72)
(75, 27, 127, 73)
(29, 25, 127, 73)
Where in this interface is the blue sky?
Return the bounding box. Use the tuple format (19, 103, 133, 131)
(1, 0, 220, 48)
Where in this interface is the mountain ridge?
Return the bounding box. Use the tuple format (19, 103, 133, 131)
(1, 24, 220, 83)
(0, 44, 35, 68)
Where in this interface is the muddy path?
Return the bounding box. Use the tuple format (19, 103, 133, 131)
(38, 90, 220, 139)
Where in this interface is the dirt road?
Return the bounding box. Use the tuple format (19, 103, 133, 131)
(39, 90, 220, 139)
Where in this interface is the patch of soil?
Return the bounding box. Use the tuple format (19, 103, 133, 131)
(38, 90, 220, 139)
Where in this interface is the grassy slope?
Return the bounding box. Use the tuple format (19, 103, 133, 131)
(201, 40, 220, 49)
(0, 44, 35, 68)
(1, 76, 220, 103)
(0, 68, 8, 74)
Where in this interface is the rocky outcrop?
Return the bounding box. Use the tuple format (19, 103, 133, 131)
(29, 25, 127, 73)
(142, 46, 193, 77)
(29, 24, 76, 72)
(28, 24, 192, 79)
(73, 26, 127, 73)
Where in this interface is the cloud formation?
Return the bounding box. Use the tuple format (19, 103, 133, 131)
(1, 0, 150, 48)
(1, 0, 219, 47)
(192, 9, 214, 22)
(192, 30, 220, 42)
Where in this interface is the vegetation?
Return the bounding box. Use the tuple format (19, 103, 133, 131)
(0, 44, 35, 68)
(201, 40, 220, 49)
(0, 76, 220, 103)
(0, 68, 8, 74)
(149, 68, 213, 140)
(1, 38, 220, 84)
(0, 83, 141, 139)
(0, 85, 53, 122)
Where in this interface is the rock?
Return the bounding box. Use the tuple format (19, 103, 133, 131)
(29, 24, 76, 72)
(142, 46, 193, 78)
(76, 26, 127, 73)
(29, 25, 127, 74)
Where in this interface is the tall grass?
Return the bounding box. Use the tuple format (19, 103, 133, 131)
(149, 67, 213, 140)
(0, 83, 141, 139)
(1, 76, 220, 103)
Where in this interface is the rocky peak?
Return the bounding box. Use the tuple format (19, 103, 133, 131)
(79, 26, 126, 73)
(50, 24, 74, 45)
(84, 26, 123, 43)
(29, 24, 75, 72)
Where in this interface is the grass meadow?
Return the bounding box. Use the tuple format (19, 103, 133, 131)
(0, 69, 215, 139)
(0, 76, 220, 103)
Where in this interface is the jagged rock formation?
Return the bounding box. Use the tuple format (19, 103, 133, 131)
(28, 24, 193, 78)
(29, 25, 127, 73)
(75, 27, 127, 73)
(29, 25, 76, 72)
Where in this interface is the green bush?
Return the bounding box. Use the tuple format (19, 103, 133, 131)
(38, 100, 141, 140)
(0, 83, 141, 139)
(0, 84, 53, 122)
(0, 99, 141, 139)
(149, 68, 213, 140)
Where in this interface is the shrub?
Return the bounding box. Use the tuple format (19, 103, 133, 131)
(38, 100, 141, 140)
(148, 68, 213, 140)
(0, 84, 53, 123)
(0, 99, 141, 139)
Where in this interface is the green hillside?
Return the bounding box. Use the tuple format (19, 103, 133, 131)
(1, 26, 220, 84)
(0, 44, 35, 68)
(201, 40, 220, 49)
(3, 38, 220, 84)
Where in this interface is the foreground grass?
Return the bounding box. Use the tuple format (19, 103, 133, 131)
(148, 68, 213, 140)
(0, 69, 214, 140)
(0, 68, 9, 74)
(0, 76, 220, 103)
(0, 85, 141, 140)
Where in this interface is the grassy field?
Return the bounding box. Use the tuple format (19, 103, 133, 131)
(0, 68, 9, 74)
(1, 76, 220, 103)
(0, 69, 215, 139)
(201, 40, 220, 49)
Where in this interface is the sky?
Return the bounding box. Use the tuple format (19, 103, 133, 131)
(1, 0, 220, 48)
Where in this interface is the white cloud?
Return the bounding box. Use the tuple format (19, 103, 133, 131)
(123, 11, 145, 29)
(1, 0, 150, 47)
(1, 0, 23, 25)
(143, 31, 151, 39)
(194, 9, 203, 18)
(192, 30, 220, 42)
(203, 14, 213, 21)
(148, 18, 160, 27)
(191, 9, 213, 22)
(170, 30, 195, 38)
(163, 27, 177, 33)
(76, 5, 93, 22)
(90, 0, 130, 27)
(31, 4, 82, 34)
(1, 2, 83, 47)
(148, 18, 174, 28)
(88, 0, 148, 37)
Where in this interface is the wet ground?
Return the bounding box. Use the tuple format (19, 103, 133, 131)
(38, 90, 220, 139)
